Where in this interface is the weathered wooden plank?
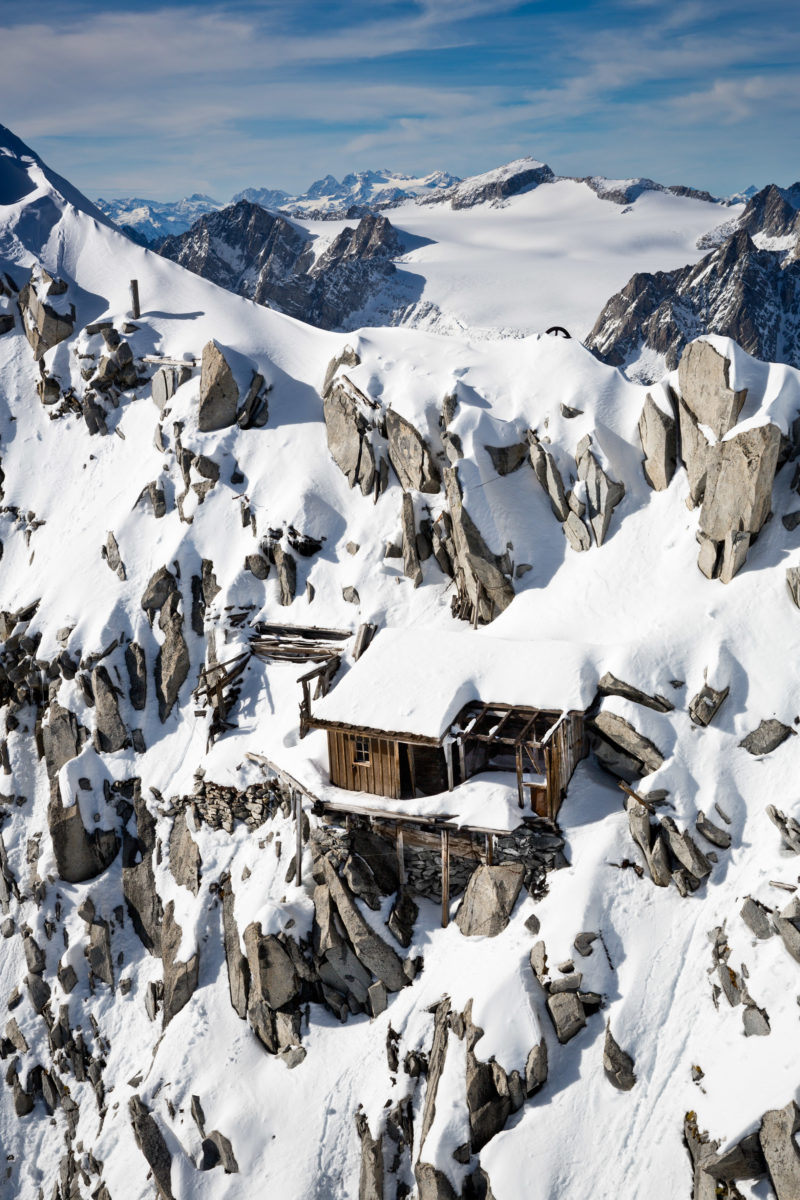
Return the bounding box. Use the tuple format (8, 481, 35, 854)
(441, 829, 451, 927)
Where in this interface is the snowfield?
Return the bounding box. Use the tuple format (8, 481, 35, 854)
(1, 124, 799, 1200)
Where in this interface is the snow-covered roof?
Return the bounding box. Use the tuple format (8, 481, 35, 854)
(311, 628, 599, 740)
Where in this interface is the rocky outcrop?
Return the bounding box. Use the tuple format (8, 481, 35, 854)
(679, 340, 747, 438)
(155, 592, 190, 722)
(455, 864, 524, 937)
(18, 268, 75, 359)
(162, 901, 199, 1026)
(401, 493, 423, 587)
(385, 408, 440, 493)
(152, 364, 191, 411)
(697, 423, 781, 582)
(122, 784, 163, 956)
(169, 810, 201, 893)
(158, 201, 406, 332)
(48, 781, 120, 884)
(355, 1111, 384, 1200)
(597, 672, 674, 713)
(322, 373, 387, 498)
(740, 719, 795, 755)
(91, 665, 128, 753)
(129, 1096, 175, 1200)
(321, 857, 407, 992)
(528, 432, 570, 521)
(590, 711, 664, 779)
(198, 340, 239, 432)
(221, 879, 250, 1019)
(125, 642, 147, 710)
(443, 466, 514, 624)
(638, 392, 677, 490)
(42, 699, 86, 777)
(586, 229, 800, 376)
(576, 436, 625, 547)
(760, 1102, 800, 1199)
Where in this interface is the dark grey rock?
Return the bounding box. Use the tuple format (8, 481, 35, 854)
(562, 509, 591, 551)
(740, 719, 796, 755)
(244, 924, 299, 1010)
(168, 811, 201, 894)
(401, 493, 422, 588)
(639, 391, 676, 490)
(92, 665, 128, 753)
(443, 466, 514, 624)
(42, 699, 85, 777)
(48, 781, 119, 884)
(661, 817, 712, 880)
(415, 1162, 458, 1200)
(271, 544, 296, 606)
(322, 858, 407, 991)
(221, 879, 249, 1019)
(591, 711, 664, 777)
(598, 672, 674, 713)
(487, 442, 527, 476)
(355, 1110, 384, 1200)
(161, 901, 199, 1026)
(743, 1003, 770, 1036)
(125, 642, 147, 711)
(245, 553, 270, 580)
(198, 341, 239, 432)
(760, 1101, 800, 1199)
(679, 340, 747, 439)
(103, 531, 126, 581)
(129, 1095, 175, 1200)
(576, 436, 625, 547)
(156, 592, 189, 722)
(386, 408, 440, 493)
(767, 805, 800, 853)
(546, 991, 586, 1043)
(18, 268, 74, 359)
(524, 1037, 548, 1095)
(141, 566, 178, 623)
(529, 432, 569, 521)
(695, 810, 731, 849)
(455, 863, 524, 937)
(603, 1025, 636, 1089)
(418, 997, 452, 1152)
(787, 567, 800, 608)
(704, 1132, 766, 1182)
(740, 897, 774, 940)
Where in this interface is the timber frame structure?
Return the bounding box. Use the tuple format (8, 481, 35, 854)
(305, 700, 587, 821)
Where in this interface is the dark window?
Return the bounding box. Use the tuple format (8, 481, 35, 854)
(354, 736, 370, 765)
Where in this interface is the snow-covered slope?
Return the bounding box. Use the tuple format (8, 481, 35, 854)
(3, 125, 800, 1200)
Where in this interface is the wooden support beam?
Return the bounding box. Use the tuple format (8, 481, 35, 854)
(486, 833, 494, 866)
(444, 740, 454, 792)
(129, 279, 140, 320)
(396, 828, 405, 895)
(295, 791, 303, 885)
(516, 744, 524, 809)
(441, 828, 450, 928)
(458, 738, 466, 788)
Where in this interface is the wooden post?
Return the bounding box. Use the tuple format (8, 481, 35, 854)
(441, 828, 450, 928)
(485, 833, 494, 866)
(444, 740, 454, 792)
(295, 791, 303, 885)
(516, 744, 524, 809)
(458, 737, 466, 787)
(396, 828, 405, 895)
(129, 279, 140, 320)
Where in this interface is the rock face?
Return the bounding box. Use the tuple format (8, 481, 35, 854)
(129, 1096, 175, 1200)
(221, 880, 250, 1019)
(740, 719, 796, 756)
(529, 433, 570, 521)
(602, 1026, 636, 1090)
(162, 901, 199, 1026)
(125, 642, 147, 710)
(590, 711, 664, 779)
(576, 436, 625, 547)
(47, 782, 120, 884)
(122, 785, 164, 956)
(155, 593, 190, 722)
(443, 466, 514, 624)
(42, 699, 86, 777)
(18, 268, 75, 359)
(152, 364, 190, 411)
(169, 811, 201, 894)
(586, 226, 800, 377)
(322, 374, 384, 497)
(385, 408, 440, 493)
(401, 493, 423, 588)
(158, 201, 406, 332)
(92, 665, 128, 753)
(198, 340, 239, 432)
(679, 340, 748, 438)
(638, 392, 677, 490)
(760, 1102, 800, 1200)
(455, 864, 524, 937)
(321, 858, 407, 992)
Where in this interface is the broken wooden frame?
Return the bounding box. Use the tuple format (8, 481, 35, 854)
(306, 701, 587, 822)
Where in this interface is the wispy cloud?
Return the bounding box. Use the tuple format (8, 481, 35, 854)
(2, 0, 797, 198)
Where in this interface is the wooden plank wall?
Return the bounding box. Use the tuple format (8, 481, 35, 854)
(544, 713, 587, 819)
(327, 731, 401, 799)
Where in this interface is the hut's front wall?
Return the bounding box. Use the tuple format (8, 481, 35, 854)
(544, 712, 587, 819)
(327, 730, 402, 799)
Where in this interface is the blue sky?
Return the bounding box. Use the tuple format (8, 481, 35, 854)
(2, 0, 798, 200)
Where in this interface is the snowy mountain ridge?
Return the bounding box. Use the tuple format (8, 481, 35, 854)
(3, 123, 800, 1200)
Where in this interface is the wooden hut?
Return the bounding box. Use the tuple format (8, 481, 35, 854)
(304, 628, 595, 820)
